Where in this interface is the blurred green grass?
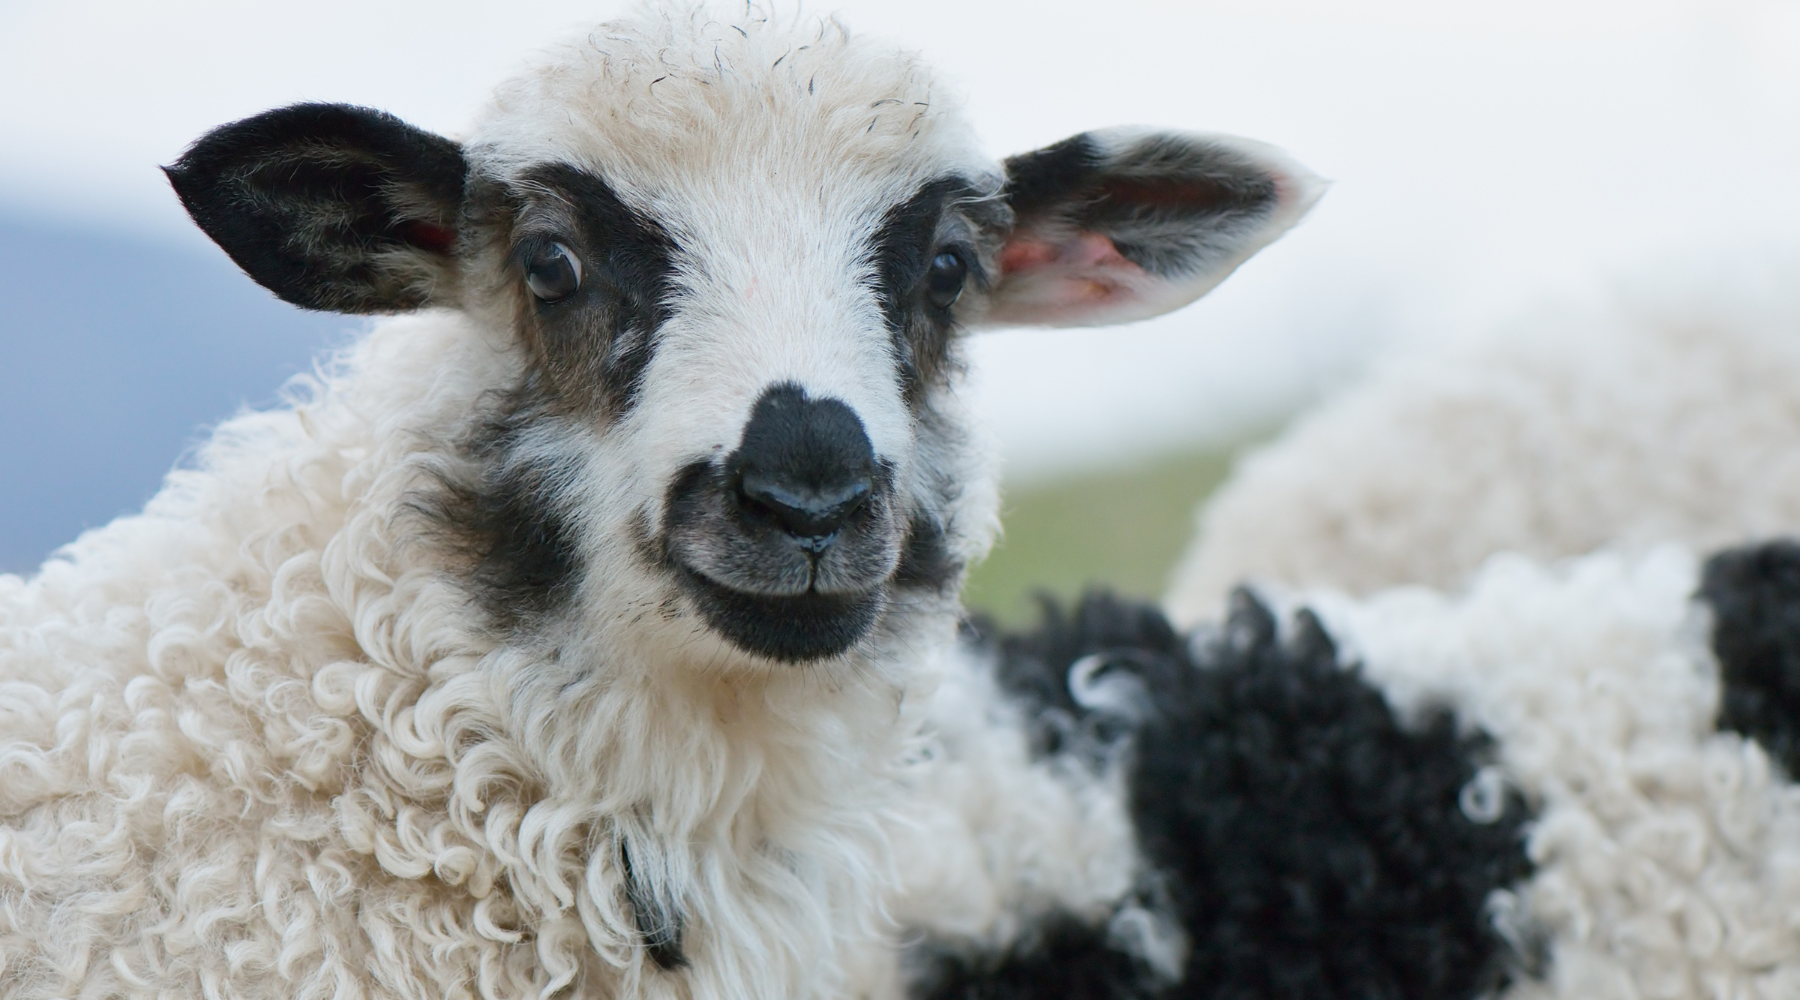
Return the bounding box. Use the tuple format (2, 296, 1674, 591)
(962, 445, 1248, 624)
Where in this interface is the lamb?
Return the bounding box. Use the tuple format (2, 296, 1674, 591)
(965, 537, 1800, 1000)
(1165, 259, 1800, 623)
(0, 6, 1322, 999)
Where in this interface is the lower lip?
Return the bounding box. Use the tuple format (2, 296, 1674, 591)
(674, 565, 885, 663)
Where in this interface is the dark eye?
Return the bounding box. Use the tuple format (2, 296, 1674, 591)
(926, 251, 967, 310)
(524, 241, 583, 302)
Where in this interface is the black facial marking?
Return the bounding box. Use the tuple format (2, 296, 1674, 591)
(1003, 132, 1283, 279)
(1700, 539, 1800, 776)
(620, 838, 687, 971)
(415, 390, 582, 629)
(955, 590, 1536, 1000)
(506, 164, 678, 416)
(869, 177, 999, 402)
(672, 564, 886, 663)
(892, 514, 960, 594)
(165, 103, 466, 313)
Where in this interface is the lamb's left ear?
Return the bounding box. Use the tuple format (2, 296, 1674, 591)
(982, 128, 1323, 327)
(164, 103, 467, 314)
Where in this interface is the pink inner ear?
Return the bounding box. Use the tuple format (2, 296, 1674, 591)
(999, 231, 1135, 276)
(995, 231, 1149, 316)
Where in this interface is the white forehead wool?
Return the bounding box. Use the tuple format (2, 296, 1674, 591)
(468, 3, 992, 209)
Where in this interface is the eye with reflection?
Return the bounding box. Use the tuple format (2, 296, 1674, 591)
(926, 251, 967, 310)
(524, 241, 583, 303)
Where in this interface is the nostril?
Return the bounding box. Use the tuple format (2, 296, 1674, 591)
(729, 384, 881, 550)
(738, 468, 872, 541)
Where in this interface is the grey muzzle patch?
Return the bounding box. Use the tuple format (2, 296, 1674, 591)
(662, 383, 904, 662)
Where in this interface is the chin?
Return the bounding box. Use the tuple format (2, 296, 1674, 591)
(676, 566, 888, 664)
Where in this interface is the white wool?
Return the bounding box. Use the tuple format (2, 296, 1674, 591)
(0, 9, 1139, 999)
(1167, 255, 1800, 625)
(0, 305, 1132, 999)
(886, 646, 1138, 947)
(1290, 548, 1800, 1000)
(0, 2, 1329, 993)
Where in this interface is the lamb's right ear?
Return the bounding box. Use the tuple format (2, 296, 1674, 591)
(164, 103, 467, 314)
(982, 128, 1324, 328)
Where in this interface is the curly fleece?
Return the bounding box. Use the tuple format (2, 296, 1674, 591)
(0, 5, 1335, 996)
(1305, 547, 1800, 999)
(1169, 258, 1800, 622)
(940, 592, 1531, 1000)
(940, 547, 1800, 1000)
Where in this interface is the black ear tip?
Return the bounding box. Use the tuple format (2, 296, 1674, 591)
(160, 159, 208, 228)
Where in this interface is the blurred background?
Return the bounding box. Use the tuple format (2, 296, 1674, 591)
(3, 0, 1800, 620)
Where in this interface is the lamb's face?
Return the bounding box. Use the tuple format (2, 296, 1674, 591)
(444, 50, 1010, 663)
(165, 9, 1323, 667)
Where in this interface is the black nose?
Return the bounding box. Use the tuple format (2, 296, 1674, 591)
(733, 384, 876, 547)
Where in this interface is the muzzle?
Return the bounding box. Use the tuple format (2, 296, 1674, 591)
(663, 383, 902, 662)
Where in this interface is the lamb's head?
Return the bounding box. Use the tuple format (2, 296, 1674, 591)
(164, 9, 1320, 669)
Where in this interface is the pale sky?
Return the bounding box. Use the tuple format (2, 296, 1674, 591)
(4, 0, 1800, 476)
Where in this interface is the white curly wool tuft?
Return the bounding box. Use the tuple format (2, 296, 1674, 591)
(1295, 548, 1800, 999)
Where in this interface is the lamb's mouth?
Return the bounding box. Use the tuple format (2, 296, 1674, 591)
(674, 564, 886, 663)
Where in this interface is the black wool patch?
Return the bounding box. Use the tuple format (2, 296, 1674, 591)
(958, 590, 1534, 1000)
(964, 590, 1182, 761)
(911, 917, 1147, 1000)
(1134, 590, 1532, 1000)
(1700, 539, 1800, 776)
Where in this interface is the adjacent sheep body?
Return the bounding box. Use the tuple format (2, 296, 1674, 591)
(0, 6, 1320, 999)
(1131, 223, 1800, 1000)
(1312, 546, 1800, 1000)
(956, 542, 1800, 1000)
(1167, 260, 1800, 623)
